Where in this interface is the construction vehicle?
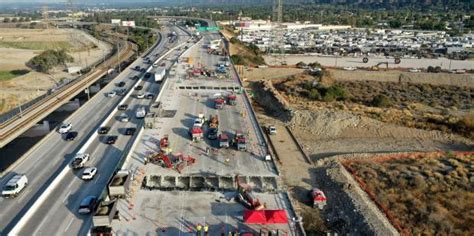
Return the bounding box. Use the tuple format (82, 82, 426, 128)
(369, 62, 389, 71)
(233, 132, 247, 151)
(190, 127, 203, 142)
(150, 151, 173, 168)
(108, 170, 131, 199)
(174, 153, 196, 173)
(218, 134, 230, 148)
(149, 151, 195, 173)
(160, 135, 172, 154)
(227, 94, 237, 106)
(193, 113, 205, 127)
(208, 115, 219, 140)
(235, 175, 265, 210)
(214, 97, 225, 109)
(310, 188, 327, 210)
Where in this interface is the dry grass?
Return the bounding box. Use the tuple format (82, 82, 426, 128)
(346, 153, 474, 235)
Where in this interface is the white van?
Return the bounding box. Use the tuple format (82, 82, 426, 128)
(2, 174, 28, 198)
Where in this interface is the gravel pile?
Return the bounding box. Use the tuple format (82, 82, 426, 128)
(288, 110, 361, 139)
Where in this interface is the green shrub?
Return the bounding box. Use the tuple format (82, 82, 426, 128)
(308, 89, 320, 100)
(323, 84, 347, 101)
(29, 49, 74, 73)
(372, 94, 392, 107)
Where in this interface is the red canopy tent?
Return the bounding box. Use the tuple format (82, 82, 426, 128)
(265, 210, 288, 224)
(243, 210, 288, 224)
(243, 210, 266, 224)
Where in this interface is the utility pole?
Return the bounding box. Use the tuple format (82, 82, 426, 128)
(272, 0, 285, 65)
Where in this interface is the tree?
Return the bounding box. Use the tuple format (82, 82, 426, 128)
(3, 17, 10, 23)
(29, 49, 74, 73)
(11, 18, 17, 23)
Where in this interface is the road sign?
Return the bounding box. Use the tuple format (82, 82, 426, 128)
(197, 26, 222, 32)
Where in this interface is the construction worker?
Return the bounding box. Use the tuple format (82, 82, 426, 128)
(144, 157, 148, 165)
(196, 224, 202, 235)
(206, 147, 210, 155)
(204, 224, 209, 235)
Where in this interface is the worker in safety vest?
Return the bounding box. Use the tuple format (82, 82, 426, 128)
(204, 224, 209, 235)
(196, 224, 202, 235)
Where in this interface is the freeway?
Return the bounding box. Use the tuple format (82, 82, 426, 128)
(0, 25, 186, 234)
(11, 26, 192, 235)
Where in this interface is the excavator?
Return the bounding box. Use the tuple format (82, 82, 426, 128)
(369, 62, 389, 71)
(235, 175, 265, 210)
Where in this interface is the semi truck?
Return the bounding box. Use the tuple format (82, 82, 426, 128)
(154, 68, 166, 82)
(107, 170, 131, 199)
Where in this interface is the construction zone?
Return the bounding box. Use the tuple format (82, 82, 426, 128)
(107, 30, 300, 235)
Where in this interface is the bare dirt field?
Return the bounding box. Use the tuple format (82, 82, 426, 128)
(0, 28, 112, 115)
(343, 152, 474, 235)
(242, 63, 473, 234)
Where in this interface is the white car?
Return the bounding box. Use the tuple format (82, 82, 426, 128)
(81, 167, 97, 180)
(71, 153, 90, 169)
(107, 91, 116, 97)
(120, 114, 129, 122)
(58, 123, 72, 134)
(136, 93, 145, 99)
(409, 68, 420, 73)
(343, 66, 357, 71)
(268, 126, 277, 135)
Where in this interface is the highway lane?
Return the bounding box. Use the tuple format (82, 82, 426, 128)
(16, 26, 192, 235)
(0, 27, 174, 233)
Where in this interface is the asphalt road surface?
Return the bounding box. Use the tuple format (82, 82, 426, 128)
(0, 25, 189, 235)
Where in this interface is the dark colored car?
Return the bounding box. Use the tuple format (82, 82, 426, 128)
(140, 68, 146, 72)
(131, 75, 139, 80)
(65, 131, 78, 141)
(160, 63, 166, 67)
(78, 196, 98, 214)
(144, 73, 151, 79)
(98, 127, 110, 134)
(146, 94, 154, 99)
(117, 81, 126, 87)
(118, 104, 128, 110)
(135, 66, 140, 71)
(125, 128, 137, 135)
(135, 85, 143, 90)
(106, 136, 118, 144)
(117, 89, 127, 96)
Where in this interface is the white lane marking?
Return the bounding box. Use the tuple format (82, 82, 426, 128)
(64, 218, 74, 232)
(94, 174, 100, 184)
(63, 190, 71, 203)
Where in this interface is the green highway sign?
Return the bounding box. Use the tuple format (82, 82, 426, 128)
(197, 26, 222, 32)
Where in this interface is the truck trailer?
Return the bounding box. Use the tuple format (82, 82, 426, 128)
(107, 170, 131, 199)
(154, 68, 166, 82)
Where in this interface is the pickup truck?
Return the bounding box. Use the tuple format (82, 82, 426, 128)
(71, 153, 90, 169)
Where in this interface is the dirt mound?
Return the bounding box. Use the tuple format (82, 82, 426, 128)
(288, 110, 360, 139)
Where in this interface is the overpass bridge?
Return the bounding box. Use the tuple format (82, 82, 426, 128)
(0, 41, 135, 148)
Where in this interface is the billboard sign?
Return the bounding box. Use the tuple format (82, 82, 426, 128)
(122, 21, 136, 27)
(111, 19, 121, 25)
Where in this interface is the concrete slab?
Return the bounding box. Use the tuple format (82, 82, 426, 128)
(112, 191, 297, 236)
